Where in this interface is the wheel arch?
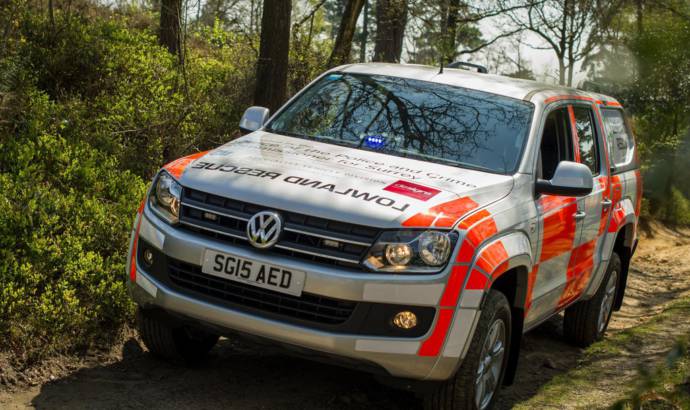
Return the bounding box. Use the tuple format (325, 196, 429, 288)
(470, 231, 533, 387)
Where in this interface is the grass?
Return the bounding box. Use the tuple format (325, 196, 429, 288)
(513, 297, 690, 409)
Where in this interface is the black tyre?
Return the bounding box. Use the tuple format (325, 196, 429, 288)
(563, 252, 621, 347)
(137, 308, 219, 363)
(425, 290, 512, 410)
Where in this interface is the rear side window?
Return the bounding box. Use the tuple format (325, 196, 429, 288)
(572, 106, 599, 175)
(601, 109, 635, 168)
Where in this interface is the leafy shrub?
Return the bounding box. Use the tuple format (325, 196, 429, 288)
(0, 7, 262, 364)
(664, 188, 690, 227)
(17, 12, 256, 179)
(0, 87, 146, 362)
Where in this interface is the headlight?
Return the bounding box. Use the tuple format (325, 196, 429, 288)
(418, 231, 451, 266)
(364, 230, 457, 273)
(149, 171, 182, 224)
(385, 243, 413, 266)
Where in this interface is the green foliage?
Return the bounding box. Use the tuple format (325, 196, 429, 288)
(629, 7, 690, 225)
(663, 188, 690, 226)
(288, 19, 332, 95)
(588, 2, 690, 225)
(0, 7, 260, 363)
(0, 86, 146, 362)
(15, 11, 256, 179)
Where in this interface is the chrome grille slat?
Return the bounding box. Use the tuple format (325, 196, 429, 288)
(178, 187, 380, 270)
(274, 243, 361, 264)
(178, 219, 246, 240)
(182, 201, 250, 222)
(283, 225, 373, 246)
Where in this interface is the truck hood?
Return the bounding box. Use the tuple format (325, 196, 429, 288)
(177, 132, 513, 229)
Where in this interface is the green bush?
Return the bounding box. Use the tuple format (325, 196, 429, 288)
(0, 6, 267, 363)
(664, 188, 690, 226)
(0, 87, 146, 362)
(17, 12, 256, 179)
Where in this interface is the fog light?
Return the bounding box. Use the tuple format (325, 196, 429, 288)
(392, 311, 417, 329)
(143, 248, 154, 266)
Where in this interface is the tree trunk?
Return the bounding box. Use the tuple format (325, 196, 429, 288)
(48, 0, 55, 28)
(328, 0, 366, 67)
(558, 57, 566, 86)
(359, 0, 369, 63)
(373, 0, 407, 63)
(254, 0, 292, 112)
(558, 0, 568, 86)
(159, 0, 183, 61)
(441, 0, 460, 64)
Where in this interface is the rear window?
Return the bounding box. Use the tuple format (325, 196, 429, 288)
(601, 109, 635, 168)
(266, 73, 534, 174)
(572, 106, 599, 175)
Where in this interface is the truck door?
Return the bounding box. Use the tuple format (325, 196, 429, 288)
(556, 104, 608, 308)
(526, 105, 585, 326)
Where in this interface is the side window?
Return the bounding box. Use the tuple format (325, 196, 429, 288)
(539, 107, 574, 180)
(601, 109, 635, 168)
(572, 106, 599, 175)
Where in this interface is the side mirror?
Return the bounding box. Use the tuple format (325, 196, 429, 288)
(536, 161, 593, 197)
(239, 106, 270, 134)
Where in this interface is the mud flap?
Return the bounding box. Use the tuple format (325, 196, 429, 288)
(503, 308, 524, 386)
(613, 239, 636, 311)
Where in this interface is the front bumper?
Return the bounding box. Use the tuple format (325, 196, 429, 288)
(127, 206, 479, 380)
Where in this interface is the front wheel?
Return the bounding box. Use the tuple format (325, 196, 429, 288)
(137, 308, 219, 364)
(425, 290, 511, 410)
(563, 252, 621, 347)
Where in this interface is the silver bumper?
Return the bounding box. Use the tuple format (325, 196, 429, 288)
(127, 207, 478, 380)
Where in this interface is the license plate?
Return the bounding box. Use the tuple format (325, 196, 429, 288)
(201, 250, 306, 296)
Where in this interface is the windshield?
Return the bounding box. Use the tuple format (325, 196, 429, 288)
(266, 73, 534, 174)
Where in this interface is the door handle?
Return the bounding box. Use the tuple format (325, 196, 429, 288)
(601, 199, 613, 209)
(574, 211, 587, 221)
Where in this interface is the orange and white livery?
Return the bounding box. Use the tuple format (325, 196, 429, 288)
(127, 63, 640, 410)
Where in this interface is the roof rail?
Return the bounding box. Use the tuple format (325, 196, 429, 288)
(446, 61, 488, 74)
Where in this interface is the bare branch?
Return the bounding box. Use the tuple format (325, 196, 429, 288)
(294, 0, 327, 28)
(457, 28, 523, 55)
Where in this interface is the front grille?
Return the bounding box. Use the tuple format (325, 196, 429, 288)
(178, 187, 380, 270)
(167, 258, 357, 325)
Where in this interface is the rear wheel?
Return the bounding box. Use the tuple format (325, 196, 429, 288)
(425, 290, 511, 410)
(137, 308, 219, 363)
(563, 253, 621, 347)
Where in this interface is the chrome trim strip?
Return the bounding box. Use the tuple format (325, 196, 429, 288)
(283, 226, 372, 247)
(275, 244, 361, 264)
(179, 220, 247, 241)
(182, 202, 250, 222)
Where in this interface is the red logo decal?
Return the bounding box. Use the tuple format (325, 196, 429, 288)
(384, 180, 441, 201)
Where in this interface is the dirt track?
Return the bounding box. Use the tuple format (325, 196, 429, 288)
(1, 222, 689, 410)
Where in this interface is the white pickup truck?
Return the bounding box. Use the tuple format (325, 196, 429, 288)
(127, 63, 641, 410)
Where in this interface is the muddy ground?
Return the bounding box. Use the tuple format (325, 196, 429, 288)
(1, 221, 689, 409)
